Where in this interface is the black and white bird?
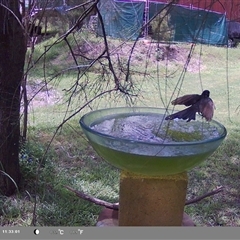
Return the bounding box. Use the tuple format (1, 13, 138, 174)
(165, 90, 215, 122)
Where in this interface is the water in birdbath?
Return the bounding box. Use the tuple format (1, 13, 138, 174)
(81, 109, 226, 175)
(91, 113, 220, 156)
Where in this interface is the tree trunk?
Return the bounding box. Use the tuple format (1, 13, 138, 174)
(0, 0, 26, 196)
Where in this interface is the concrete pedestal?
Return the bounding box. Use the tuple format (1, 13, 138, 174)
(118, 170, 188, 226)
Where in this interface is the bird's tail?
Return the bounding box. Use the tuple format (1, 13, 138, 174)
(165, 106, 196, 122)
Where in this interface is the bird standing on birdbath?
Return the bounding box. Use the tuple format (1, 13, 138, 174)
(165, 90, 215, 122)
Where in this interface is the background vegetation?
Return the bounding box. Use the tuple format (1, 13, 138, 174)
(1, 2, 240, 227)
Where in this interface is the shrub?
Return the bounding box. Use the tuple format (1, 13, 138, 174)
(150, 9, 174, 42)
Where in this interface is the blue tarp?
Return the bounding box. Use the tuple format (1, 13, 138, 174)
(97, 0, 144, 40)
(97, 0, 228, 45)
(169, 5, 228, 45)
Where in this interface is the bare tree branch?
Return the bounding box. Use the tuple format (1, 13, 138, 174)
(65, 185, 119, 210)
(185, 186, 224, 206)
(64, 185, 224, 210)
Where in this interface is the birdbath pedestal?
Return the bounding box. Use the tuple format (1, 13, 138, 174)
(119, 171, 188, 226)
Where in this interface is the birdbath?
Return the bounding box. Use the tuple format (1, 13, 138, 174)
(80, 107, 227, 226)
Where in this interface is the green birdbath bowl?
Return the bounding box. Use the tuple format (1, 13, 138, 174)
(80, 107, 227, 176)
(80, 107, 227, 226)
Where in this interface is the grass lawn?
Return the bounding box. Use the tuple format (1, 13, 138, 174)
(1, 29, 240, 226)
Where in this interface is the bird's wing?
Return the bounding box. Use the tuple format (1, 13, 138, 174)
(165, 106, 197, 122)
(171, 94, 201, 106)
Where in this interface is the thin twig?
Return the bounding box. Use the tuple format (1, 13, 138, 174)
(65, 185, 224, 210)
(64, 186, 119, 210)
(0, 3, 25, 31)
(185, 186, 224, 206)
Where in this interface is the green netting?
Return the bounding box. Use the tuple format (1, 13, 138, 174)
(97, 0, 144, 40)
(97, 0, 227, 45)
(168, 5, 228, 45)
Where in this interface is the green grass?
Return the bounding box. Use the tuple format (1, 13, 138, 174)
(1, 127, 119, 226)
(1, 29, 240, 226)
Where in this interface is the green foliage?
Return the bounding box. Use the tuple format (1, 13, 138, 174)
(151, 10, 174, 41)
